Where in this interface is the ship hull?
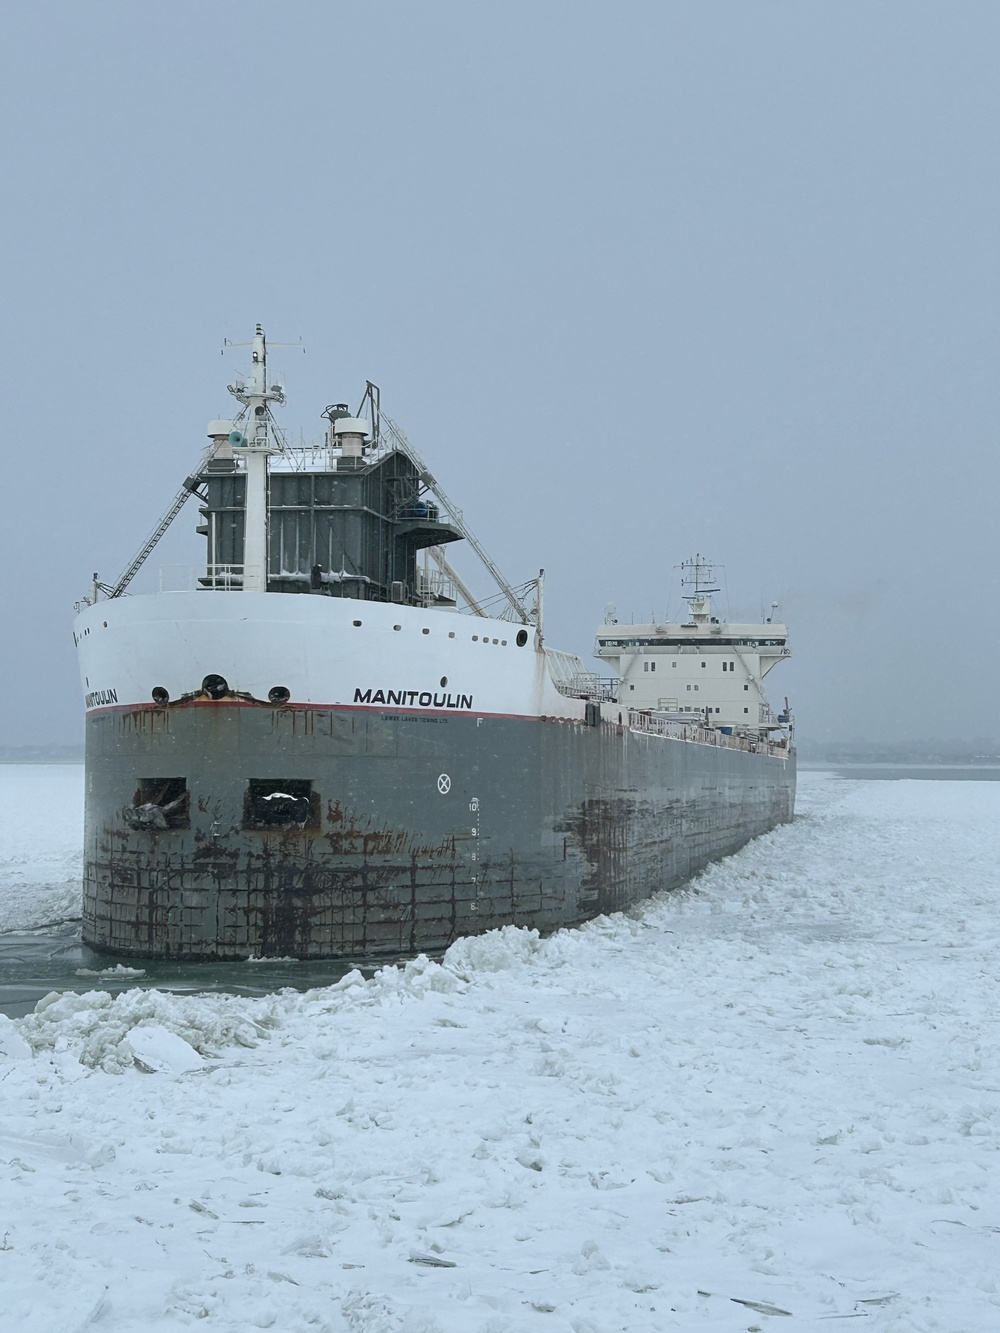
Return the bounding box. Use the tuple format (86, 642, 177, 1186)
(82, 701, 795, 960)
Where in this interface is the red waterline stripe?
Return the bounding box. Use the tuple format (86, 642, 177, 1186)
(81, 699, 788, 756)
(82, 698, 575, 724)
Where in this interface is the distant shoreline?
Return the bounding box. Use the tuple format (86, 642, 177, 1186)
(0, 758, 84, 765)
(799, 759, 1000, 770)
(0, 749, 83, 764)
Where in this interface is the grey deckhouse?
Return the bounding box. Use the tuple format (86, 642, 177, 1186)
(199, 411, 462, 606)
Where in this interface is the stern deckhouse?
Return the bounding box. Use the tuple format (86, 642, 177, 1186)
(595, 556, 792, 738)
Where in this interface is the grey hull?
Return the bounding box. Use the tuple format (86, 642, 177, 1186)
(82, 703, 796, 960)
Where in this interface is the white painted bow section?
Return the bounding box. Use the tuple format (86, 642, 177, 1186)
(75, 592, 582, 721)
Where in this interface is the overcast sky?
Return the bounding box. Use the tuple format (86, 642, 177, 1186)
(2, 1, 998, 746)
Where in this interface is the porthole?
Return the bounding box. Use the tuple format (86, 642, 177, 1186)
(268, 685, 290, 704)
(516, 629, 528, 647)
(448, 631, 456, 638)
(472, 635, 479, 642)
(492, 638, 498, 645)
(202, 674, 229, 700)
(353, 620, 362, 627)
(393, 624, 402, 631)
(501, 640, 507, 646)
(440, 676, 448, 687)
(102, 621, 108, 628)
(151, 686, 169, 705)
(422, 628, 430, 635)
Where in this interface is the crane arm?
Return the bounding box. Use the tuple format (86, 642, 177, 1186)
(379, 411, 533, 624)
(107, 446, 214, 598)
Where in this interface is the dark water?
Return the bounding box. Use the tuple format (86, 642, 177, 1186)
(0, 925, 380, 1019)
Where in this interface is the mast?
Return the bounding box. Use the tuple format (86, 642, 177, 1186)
(227, 325, 284, 593)
(678, 554, 720, 625)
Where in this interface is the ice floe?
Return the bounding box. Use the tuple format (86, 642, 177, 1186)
(2, 770, 1000, 1329)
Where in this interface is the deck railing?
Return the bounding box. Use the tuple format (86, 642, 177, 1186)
(624, 708, 791, 759)
(199, 562, 248, 589)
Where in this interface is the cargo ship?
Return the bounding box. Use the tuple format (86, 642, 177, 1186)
(74, 327, 795, 960)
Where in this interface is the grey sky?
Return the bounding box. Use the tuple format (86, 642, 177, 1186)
(2, 1, 997, 745)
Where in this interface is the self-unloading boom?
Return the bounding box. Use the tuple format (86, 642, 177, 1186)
(106, 462, 209, 598)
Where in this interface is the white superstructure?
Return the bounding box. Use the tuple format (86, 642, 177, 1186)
(596, 557, 792, 736)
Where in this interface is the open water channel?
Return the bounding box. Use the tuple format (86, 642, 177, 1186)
(0, 925, 377, 1019)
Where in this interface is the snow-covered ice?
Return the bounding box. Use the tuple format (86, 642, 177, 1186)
(0, 764, 82, 933)
(2, 769, 1000, 1330)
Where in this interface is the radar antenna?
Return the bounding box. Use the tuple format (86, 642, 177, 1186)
(678, 554, 721, 601)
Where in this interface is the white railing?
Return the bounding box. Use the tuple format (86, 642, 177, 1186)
(197, 562, 262, 589)
(554, 672, 619, 701)
(417, 566, 457, 606)
(544, 647, 589, 687)
(624, 709, 791, 759)
(158, 564, 201, 592)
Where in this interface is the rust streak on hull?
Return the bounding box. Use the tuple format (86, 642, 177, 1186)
(83, 704, 795, 961)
